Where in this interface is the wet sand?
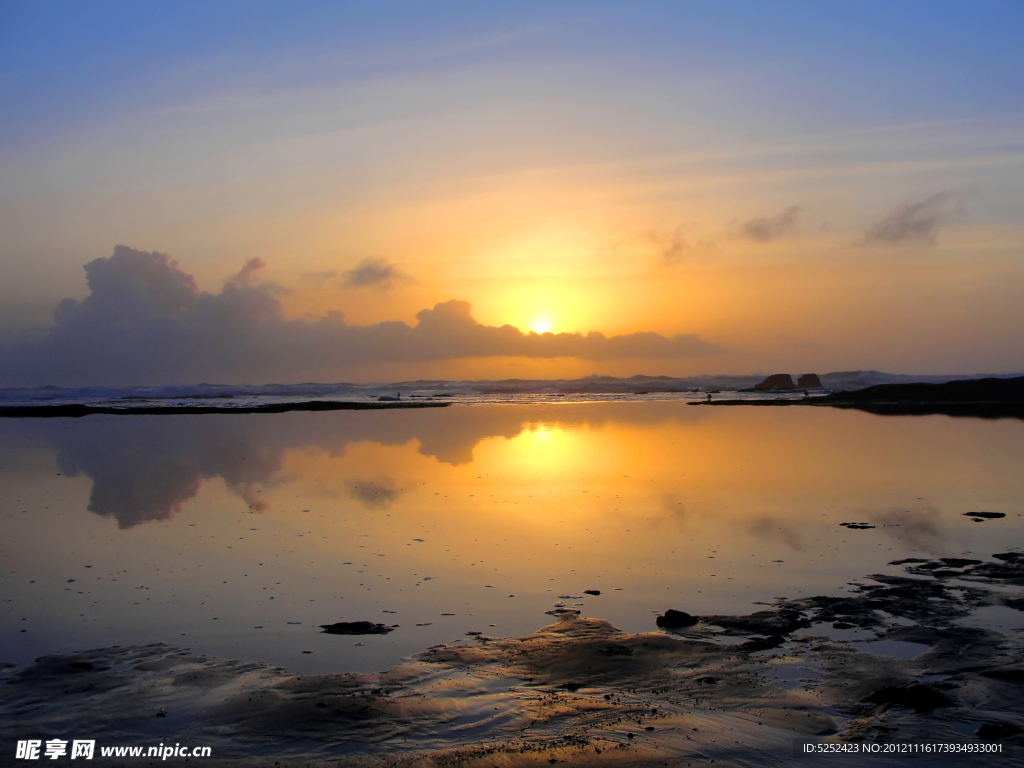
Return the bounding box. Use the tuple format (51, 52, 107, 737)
(3, 554, 1023, 767)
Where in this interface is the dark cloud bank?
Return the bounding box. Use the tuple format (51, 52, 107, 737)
(0, 246, 720, 386)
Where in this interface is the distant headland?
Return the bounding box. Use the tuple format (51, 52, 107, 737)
(696, 374, 1024, 419)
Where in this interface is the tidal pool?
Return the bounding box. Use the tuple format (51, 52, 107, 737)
(1, 401, 1021, 674)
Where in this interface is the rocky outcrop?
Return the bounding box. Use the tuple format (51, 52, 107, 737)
(656, 609, 699, 629)
(753, 374, 796, 391)
(796, 373, 822, 388)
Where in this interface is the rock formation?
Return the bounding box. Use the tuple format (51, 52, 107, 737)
(753, 374, 796, 390)
(797, 373, 822, 388)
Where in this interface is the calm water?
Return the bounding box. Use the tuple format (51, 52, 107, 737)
(1, 402, 1022, 674)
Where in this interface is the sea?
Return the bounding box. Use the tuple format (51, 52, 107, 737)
(1, 380, 1022, 676)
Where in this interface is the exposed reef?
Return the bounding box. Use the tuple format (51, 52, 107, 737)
(320, 621, 397, 636)
(0, 400, 450, 418)
(3, 554, 1024, 765)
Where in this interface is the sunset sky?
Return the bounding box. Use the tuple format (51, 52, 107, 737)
(1, 1, 1023, 384)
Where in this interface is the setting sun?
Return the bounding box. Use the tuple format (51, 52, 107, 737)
(529, 317, 555, 334)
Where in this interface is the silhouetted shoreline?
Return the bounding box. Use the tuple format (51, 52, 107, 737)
(694, 376, 1024, 418)
(0, 400, 450, 418)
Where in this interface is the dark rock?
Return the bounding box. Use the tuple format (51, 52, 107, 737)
(10, 657, 107, 681)
(753, 374, 796, 391)
(559, 682, 581, 691)
(826, 376, 1024, 404)
(797, 373, 822, 388)
(939, 558, 983, 568)
(705, 608, 808, 636)
(696, 676, 718, 685)
(865, 684, 953, 712)
(993, 552, 1024, 563)
(320, 621, 395, 635)
(656, 609, 699, 629)
(963, 512, 1006, 520)
(739, 635, 786, 652)
(584, 590, 601, 596)
(976, 722, 1023, 740)
(953, 557, 1024, 585)
(981, 668, 1024, 682)
(840, 522, 875, 530)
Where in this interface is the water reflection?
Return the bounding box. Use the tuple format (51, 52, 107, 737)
(9, 405, 707, 528)
(0, 403, 1021, 674)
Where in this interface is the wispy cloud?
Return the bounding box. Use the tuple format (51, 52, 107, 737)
(652, 227, 716, 266)
(863, 190, 963, 246)
(341, 257, 412, 290)
(739, 205, 800, 242)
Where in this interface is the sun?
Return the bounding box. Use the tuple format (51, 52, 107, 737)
(529, 317, 555, 334)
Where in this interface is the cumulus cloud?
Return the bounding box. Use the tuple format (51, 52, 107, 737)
(863, 191, 962, 246)
(740, 205, 800, 242)
(0, 245, 721, 386)
(341, 257, 412, 289)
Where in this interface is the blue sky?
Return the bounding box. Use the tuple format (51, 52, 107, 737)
(3, 1, 1022, 142)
